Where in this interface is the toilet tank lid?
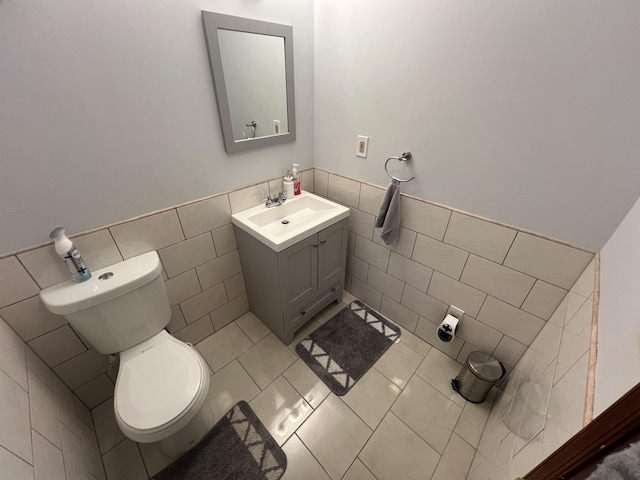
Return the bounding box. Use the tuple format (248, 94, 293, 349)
(39, 251, 163, 315)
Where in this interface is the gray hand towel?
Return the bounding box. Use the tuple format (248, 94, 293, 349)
(587, 441, 640, 480)
(374, 180, 401, 245)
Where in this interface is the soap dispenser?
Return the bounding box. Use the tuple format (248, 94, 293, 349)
(49, 227, 91, 282)
(292, 164, 301, 195)
(283, 169, 294, 199)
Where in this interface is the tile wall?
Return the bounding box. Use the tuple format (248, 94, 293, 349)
(0, 171, 315, 407)
(314, 169, 594, 373)
(469, 259, 596, 479)
(0, 316, 104, 479)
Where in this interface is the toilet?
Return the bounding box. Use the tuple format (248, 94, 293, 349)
(40, 251, 214, 458)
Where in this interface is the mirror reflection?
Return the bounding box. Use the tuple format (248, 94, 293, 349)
(202, 12, 296, 154)
(218, 30, 288, 141)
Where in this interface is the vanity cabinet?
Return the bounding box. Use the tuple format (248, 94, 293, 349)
(234, 218, 348, 343)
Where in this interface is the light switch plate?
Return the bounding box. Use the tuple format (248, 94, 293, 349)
(273, 120, 281, 135)
(356, 135, 369, 158)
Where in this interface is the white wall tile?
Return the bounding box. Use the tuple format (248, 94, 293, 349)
(212, 224, 237, 256)
(354, 236, 390, 271)
(367, 267, 404, 302)
(159, 232, 216, 278)
(0, 369, 32, 464)
(28, 371, 61, 448)
(401, 197, 451, 241)
(224, 272, 246, 300)
(444, 213, 517, 264)
(504, 233, 594, 290)
(569, 258, 595, 298)
(228, 182, 269, 213)
(196, 250, 242, 290)
(348, 209, 374, 240)
(521, 281, 567, 320)
(380, 296, 419, 332)
(73, 230, 124, 272)
(32, 430, 66, 480)
(74, 374, 114, 410)
(0, 318, 28, 389)
(412, 234, 468, 279)
(400, 286, 448, 324)
(477, 297, 545, 346)
(427, 272, 486, 318)
(1, 295, 68, 341)
(314, 170, 329, 197)
(27, 326, 86, 367)
(179, 283, 228, 323)
(173, 314, 215, 344)
(17, 246, 69, 290)
(0, 256, 40, 308)
(164, 269, 201, 306)
(327, 174, 360, 208)
(493, 336, 527, 369)
(461, 255, 535, 307)
(166, 305, 187, 333)
(455, 316, 503, 354)
(53, 348, 109, 390)
(350, 277, 383, 311)
(373, 226, 416, 258)
(301, 169, 315, 193)
(210, 293, 249, 331)
(387, 252, 432, 292)
(347, 254, 369, 281)
(102, 439, 148, 480)
(26, 349, 52, 390)
(109, 210, 185, 259)
(358, 183, 385, 216)
(92, 399, 125, 454)
(176, 194, 231, 239)
(0, 446, 33, 479)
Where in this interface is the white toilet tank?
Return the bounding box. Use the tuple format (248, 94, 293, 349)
(40, 251, 171, 355)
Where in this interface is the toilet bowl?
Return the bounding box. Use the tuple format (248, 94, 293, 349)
(114, 330, 213, 457)
(39, 251, 214, 457)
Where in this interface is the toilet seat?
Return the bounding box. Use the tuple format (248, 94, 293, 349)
(114, 331, 210, 443)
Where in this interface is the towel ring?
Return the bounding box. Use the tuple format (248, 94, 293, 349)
(384, 152, 415, 183)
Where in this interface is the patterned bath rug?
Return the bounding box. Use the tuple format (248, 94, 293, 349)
(153, 401, 286, 480)
(296, 300, 401, 395)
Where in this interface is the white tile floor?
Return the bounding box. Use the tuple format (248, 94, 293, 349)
(93, 292, 497, 479)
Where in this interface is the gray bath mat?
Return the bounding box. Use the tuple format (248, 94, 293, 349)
(153, 401, 286, 480)
(296, 300, 401, 395)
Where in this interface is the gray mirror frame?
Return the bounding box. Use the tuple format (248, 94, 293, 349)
(202, 11, 296, 154)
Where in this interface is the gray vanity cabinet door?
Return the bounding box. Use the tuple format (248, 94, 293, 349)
(317, 220, 348, 293)
(278, 234, 318, 310)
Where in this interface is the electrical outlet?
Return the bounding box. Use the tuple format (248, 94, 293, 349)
(273, 120, 281, 135)
(356, 135, 369, 158)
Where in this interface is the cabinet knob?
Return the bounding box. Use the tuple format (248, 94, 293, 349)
(320, 239, 327, 244)
(331, 287, 337, 292)
(312, 243, 318, 248)
(300, 309, 306, 315)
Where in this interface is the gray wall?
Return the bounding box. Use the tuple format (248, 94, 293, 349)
(0, 0, 314, 254)
(314, 0, 640, 251)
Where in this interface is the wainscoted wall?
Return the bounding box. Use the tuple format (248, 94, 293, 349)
(0, 316, 104, 479)
(0, 171, 315, 408)
(470, 259, 596, 479)
(315, 169, 595, 373)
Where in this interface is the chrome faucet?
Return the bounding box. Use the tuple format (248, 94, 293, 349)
(265, 192, 287, 208)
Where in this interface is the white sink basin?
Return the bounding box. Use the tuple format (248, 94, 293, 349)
(231, 191, 350, 252)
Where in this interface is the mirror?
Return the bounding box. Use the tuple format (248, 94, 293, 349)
(202, 11, 296, 154)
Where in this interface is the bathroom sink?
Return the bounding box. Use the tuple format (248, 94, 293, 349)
(231, 191, 350, 252)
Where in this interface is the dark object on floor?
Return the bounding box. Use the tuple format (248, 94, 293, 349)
(296, 300, 401, 395)
(587, 440, 640, 480)
(153, 401, 287, 480)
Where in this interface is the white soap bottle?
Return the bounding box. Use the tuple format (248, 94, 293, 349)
(283, 169, 294, 199)
(49, 227, 92, 282)
(292, 163, 301, 195)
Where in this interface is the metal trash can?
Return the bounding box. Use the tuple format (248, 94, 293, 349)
(451, 351, 505, 403)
